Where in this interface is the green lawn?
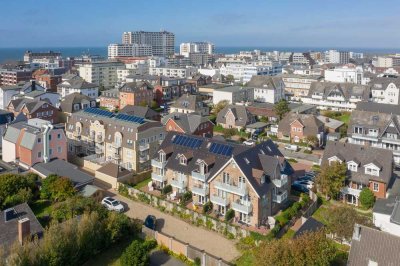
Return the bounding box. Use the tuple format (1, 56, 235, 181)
(29, 200, 53, 227)
(281, 229, 295, 239)
(133, 177, 152, 189)
(235, 251, 255, 266)
(337, 113, 351, 124)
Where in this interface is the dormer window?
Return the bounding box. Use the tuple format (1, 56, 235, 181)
(159, 152, 166, 162)
(347, 162, 358, 172)
(364, 163, 380, 176)
(180, 156, 187, 165)
(354, 127, 363, 134)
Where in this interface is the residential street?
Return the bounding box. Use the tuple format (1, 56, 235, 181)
(109, 191, 241, 262)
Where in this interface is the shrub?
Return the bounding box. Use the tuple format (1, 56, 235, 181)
(120, 240, 150, 266)
(0, 173, 37, 209)
(303, 149, 312, 154)
(118, 184, 129, 196)
(275, 215, 289, 227)
(359, 188, 375, 209)
(203, 201, 213, 214)
(161, 185, 172, 195)
(181, 191, 192, 204)
(40, 175, 76, 202)
(225, 209, 235, 221)
(292, 202, 301, 212)
(194, 257, 201, 266)
(137, 193, 151, 204)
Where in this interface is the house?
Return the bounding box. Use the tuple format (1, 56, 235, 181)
(0, 80, 45, 109)
(316, 115, 345, 133)
(2, 119, 67, 168)
(99, 88, 120, 111)
(245, 102, 278, 122)
(212, 86, 253, 105)
(150, 76, 195, 105)
(32, 69, 62, 92)
(246, 76, 285, 103)
(370, 77, 400, 105)
(348, 224, 400, 266)
(119, 81, 154, 109)
(322, 141, 393, 205)
(65, 108, 165, 172)
(348, 103, 400, 165)
(12, 89, 61, 108)
(151, 132, 292, 226)
(60, 93, 97, 115)
(216, 105, 255, 130)
(187, 74, 212, 87)
(7, 99, 60, 123)
(0, 203, 44, 251)
(57, 75, 98, 98)
(32, 159, 94, 189)
(120, 105, 160, 121)
(169, 94, 209, 116)
(372, 196, 400, 237)
(162, 112, 213, 137)
(280, 74, 323, 101)
(301, 82, 370, 111)
(0, 110, 14, 143)
(277, 113, 325, 144)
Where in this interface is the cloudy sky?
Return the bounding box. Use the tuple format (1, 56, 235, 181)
(1, 0, 399, 48)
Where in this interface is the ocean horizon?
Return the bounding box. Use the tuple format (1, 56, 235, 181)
(0, 46, 398, 64)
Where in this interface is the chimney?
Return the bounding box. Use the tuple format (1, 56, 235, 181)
(353, 224, 361, 241)
(18, 218, 30, 245)
(31, 80, 36, 91)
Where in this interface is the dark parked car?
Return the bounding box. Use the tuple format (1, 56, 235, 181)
(144, 215, 157, 230)
(291, 183, 309, 193)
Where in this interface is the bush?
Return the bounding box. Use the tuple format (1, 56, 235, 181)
(0, 173, 38, 209)
(194, 257, 201, 266)
(359, 188, 375, 209)
(225, 209, 235, 221)
(181, 191, 192, 204)
(137, 193, 151, 204)
(303, 149, 312, 154)
(203, 201, 213, 214)
(120, 240, 150, 266)
(40, 175, 76, 202)
(118, 184, 129, 196)
(161, 185, 172, 195)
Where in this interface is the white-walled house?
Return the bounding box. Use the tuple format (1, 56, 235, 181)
(324, 66, 367, 85)
(247, 76, 285, 103)
(370, 77, 400, 105)
(57, 75, 99, 98)
(212, 86, 253, 105)
(373, 197, 400, 237)
(0, 80, 45, 110)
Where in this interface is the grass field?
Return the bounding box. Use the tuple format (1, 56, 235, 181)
(133, 177, 152, 189)
(29, 199, 53, 227)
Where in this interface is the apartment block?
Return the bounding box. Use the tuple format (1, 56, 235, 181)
(151, 132, 292, 226)
(281, 74, 323, 101)
(78, 60, 124, 88)
(122, 31, 175, 56)
(108, 43, 153, 58)
(149, 67, 198, 79)
(66, 108, 165, 172)
(0, 69, 32, 86)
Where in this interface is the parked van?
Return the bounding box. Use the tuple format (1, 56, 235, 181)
(284, 144, 299, 152)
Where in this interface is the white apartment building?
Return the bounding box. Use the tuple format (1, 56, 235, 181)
(108, 44, 153, 58)
(281, 74, 323, 101)
(179, 42, 215, 57)
(78, 60, 124, 88)
(370, 77, 400, 105)
(149, 66, 197, 78)
(220, 63, 283, 83)
(325, 66, 366, 85)
(212, 86, 254, 105)
(374, 55, 400, 68)
(324, 50, 350, 64)
(122, 31, 175, 56)
(247, 76, 285, 103)
(116, 61, 149, 83)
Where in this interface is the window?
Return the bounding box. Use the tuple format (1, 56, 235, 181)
(49, 148, 53, 155)
(365, 167, 379, 176)
(354, 127, 363, 134)
(179, 156, 186, 165)
(368, 129, 378, 136)
(57, 146, 62, 153)
(38, 152, 42, 158)
(57, 133, 61, 139)
(373, 182, 379, 192)
(37, 138, 42, 143)
(347, 163, 357, 172)
(223, 172, 230, 184)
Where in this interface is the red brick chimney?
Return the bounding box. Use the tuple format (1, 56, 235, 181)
(18, 218, 30, 245)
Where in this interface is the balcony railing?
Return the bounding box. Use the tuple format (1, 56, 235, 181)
(95, 147, 103, 154)
(73, 131, 81, 137)
(113, 153, 121, 160)
(139, 155, 149, 163)
(151, 158, 166, 169)
(139, 143, 150, 151)
(191, 185, 208, 196)
(214, 181, 247, 196)
(112, 142, 122, 149)
(340, 187, 361, 197)
(232, 200, 252, 214)
(273, 190, 288, 203)
(272, 174, 288, 188)
(191, 170, 210, 182)
(171, 179, 187, 190)
(151, 172, 167, 183)
(210, 194, 229, 206)
(96, 136, 104, 143)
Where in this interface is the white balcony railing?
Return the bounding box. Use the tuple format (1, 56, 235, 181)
(210, 194, 229, 206)
(232, 200, 252, 214)
(171, 179, 187, 190)
(340, 187, 361, 197)
(139, 155, 149, 163)
(139, 143, 150, 152)
(273, 190, 288, 203)
(272, 174, 288, 188)
(151, 159, 166, 169)
(191, 185, 208, 196)
(191, 171, 210, 182)
(214, 181, 247, 196)
(151, 172, 167, 183)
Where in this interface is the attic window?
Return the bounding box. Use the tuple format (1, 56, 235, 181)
(244, 158, 250, 164)
(180, 156, 187, 165)
(260, 149, 265, 155)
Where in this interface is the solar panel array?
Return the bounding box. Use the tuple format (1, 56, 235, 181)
(209, 143, 233, 157)
(172, 135, 203, 148)
(115, 113, 145, 124)
(84, 108, 113, 118)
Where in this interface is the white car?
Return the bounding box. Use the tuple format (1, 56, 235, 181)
(243, 140, 255, 146)
(294, 180, 314, 189)
(101, 197, 124, 212)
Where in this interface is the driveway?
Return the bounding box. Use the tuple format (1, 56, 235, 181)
(150, 250, 186, 266)
(110, 192, 240, 262)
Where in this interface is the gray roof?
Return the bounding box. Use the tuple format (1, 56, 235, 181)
(119, 105, 159, 120)
(347, 109, 400, 136)
(356, 101, 400, 115)
(170, 94, 205, 111)
(317, 115, 344, 130)
(0, 203, 44, 249)
(161, 112, 211, 134)
(348, 225, 400, 266)
(58, 75, 97, 90)
(60, 93, 95, 113)
(216, 86, 251, 93)
(307, 82, 370, 100)
(294, 217, 324, 238)
(79, 184, 101, 197)
(216, 105, 254, 127)
(3, 126, 21, 143)
(278, 113, 324, 136)
(322, 141, 393, 185)
(32, 159, 94, 188)
(246, 122, 268, 129)
(246, 76, 283, 90)
(370, 77, 400, 90)
(96, 162, 131, 179)
(119, 81, 153, 92)
(373, 197, 397, 215)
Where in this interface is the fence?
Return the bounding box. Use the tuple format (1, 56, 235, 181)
(119, 182, 251, 239)
(302, 190, 319, 218)
(142, 227, 231, 266)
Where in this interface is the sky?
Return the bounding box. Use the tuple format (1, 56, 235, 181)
(0, 0, 400, 48)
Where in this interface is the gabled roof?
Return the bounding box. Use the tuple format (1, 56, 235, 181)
(60, 93, 94, 113)
(171, 94, 205, 111)
(216, 105, 254, 127)
(293, 217, 324, 238)
(278, 113, 324, 136)
(120, 105, 159, 120)
(161, 112, 211, 134)
(307, 82, 370, 100)
(58, 75, 97, 90)
(246, 76, 283, 90)
(119, 81, 153, 93)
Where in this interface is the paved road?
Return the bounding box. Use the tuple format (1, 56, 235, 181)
(150, 250, 186, 266)
(110, 192, 240, 262)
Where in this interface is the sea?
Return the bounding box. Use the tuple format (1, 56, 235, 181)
(0, 46, 398, 64)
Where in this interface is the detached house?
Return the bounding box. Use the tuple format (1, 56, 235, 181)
(162, 112, 213, 137)
(151, 132, 292, 226)
(246, 76, 285, 104)
(370, 77, 400, 105)
(7, 99, 60, 123)
(322, 141, 393, 206)
(216, 105, 255, 130)
(57, 75, 99, 98)
(169, 94, 209, 116)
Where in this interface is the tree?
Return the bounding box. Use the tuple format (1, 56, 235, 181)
(274, 99, 290, 120)
(324, 205, 372, 240)
(151, 100, 159, 109)
(225, 74, 235, 84)
(254, 230, 338, 266)
(40, 175, 76, 202)
(0, 173, 37, 209)
(359, 188, 375, 209)
(212, 100, 229, 115)
(305, 135, 319, 148)
(316, 162, 346, 199)
(120, 240, 150, 266)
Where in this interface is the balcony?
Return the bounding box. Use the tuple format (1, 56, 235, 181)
(151, 158, 167, 169)
(139, 155, 149, 163)
(232, 200, 252, 214)
(95, 147, 103, 154)
(191, 185, 208, 196)
(73, 131, 81, 137)
(151, 172, 167, 183)
(210, 194, 229, 206)
(381, 136, 400, 145)
(340, 187, 361, 197)
(112, 142, 122, 149)
(191, 170, 210, 182)
(171, 179, 187, 190)
(214, 181, 247, 196)
(96, 136, 104, 143)
(88, 134, 95, 141)
(139, 143, 150, 152)
(272, 174, 288, 188)
(113, 153, 121, 160)
(87, 145, 95, 152)
(273, 190, 288, 203)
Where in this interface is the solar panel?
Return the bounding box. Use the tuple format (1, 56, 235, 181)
(172, 135, 203, 148)
(221, 145, 230, 155)
(115, 113, 145, 124)
(84, 108, 114, 118)
(209, 142, 233, 157)
(178, 136, 186, 145)
(173, 135, 182, 144)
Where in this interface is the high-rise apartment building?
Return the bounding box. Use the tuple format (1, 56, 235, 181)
(122, 31, 175, 56)
(325, 50, 350, 64)
(108, 44, 153, 58)
(179, 42, 215, 57)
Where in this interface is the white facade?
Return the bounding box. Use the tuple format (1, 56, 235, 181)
(0, 83, 46, 110)
(78, 61, 124, 88)
(149, 67, 197, 78)
(325, 66, 366, 84)
(122, 31, 175, 56)
(180, 42, 214, 57)
(220, 63, 282, 83)
(324, 50, 350, 64)
(253, 80, 285, 104)
(213, 87, 253, 105)
(117, 62, 149, 83)
(373, 211, 400, 237)
(108, 43, 152, 58)
(198, 68, 220, 77)
(371, 81, 400, 105)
